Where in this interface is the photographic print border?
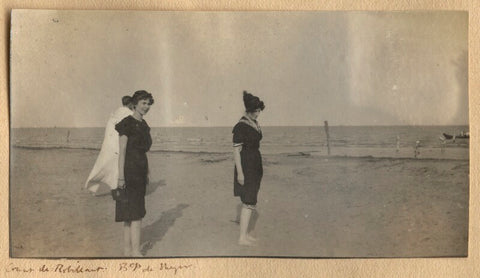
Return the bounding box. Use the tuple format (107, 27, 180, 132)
(2, 0, 479, 277)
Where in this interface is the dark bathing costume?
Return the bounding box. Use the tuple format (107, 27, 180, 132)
(233, 116, 263, 206)
(114, 115, 152, 222)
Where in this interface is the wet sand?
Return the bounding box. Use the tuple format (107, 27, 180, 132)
(10, 148, 468, 257)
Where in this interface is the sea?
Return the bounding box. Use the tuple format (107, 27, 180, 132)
(10, 126, 469, 159)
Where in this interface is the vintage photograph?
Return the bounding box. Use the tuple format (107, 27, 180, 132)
(10, 10, 468, 258)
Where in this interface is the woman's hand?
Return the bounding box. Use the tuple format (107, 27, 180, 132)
(237, 173, 245, 185)
(233, 146, 244, 185)
(117, 178, 126, 189)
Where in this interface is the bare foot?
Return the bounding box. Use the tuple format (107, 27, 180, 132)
(238, 238, 256, 246)
(246, 234, 257, 242)
(124, 248, 132, 257)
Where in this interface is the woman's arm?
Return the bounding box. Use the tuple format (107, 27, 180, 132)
(233, 145, 244, 185)
(118, 135, 128, 188)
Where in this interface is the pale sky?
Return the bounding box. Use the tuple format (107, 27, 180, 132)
(10, 11, 468, 128)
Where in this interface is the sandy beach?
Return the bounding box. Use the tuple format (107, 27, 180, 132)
(10, 148, 468, 258)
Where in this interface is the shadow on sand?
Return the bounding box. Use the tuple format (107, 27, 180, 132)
(141, 204, 189, 255)
(146, 179, 166, 196)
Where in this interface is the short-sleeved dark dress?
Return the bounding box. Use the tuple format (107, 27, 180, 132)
(233, 116, 263, 206)
(114, 115, 152, 222)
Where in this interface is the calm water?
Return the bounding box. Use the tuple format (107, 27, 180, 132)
(11, 126, 469, 156)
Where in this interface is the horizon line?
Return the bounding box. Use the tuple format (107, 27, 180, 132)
(10, 124, 470, 129)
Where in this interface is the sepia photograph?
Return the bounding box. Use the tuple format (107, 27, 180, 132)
(9, 10, 468, 258)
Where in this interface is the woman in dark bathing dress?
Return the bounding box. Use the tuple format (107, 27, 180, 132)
(115, 90, 154, 257)
(233, 91, 265, 246)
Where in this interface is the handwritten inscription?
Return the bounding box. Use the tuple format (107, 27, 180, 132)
(5, 264, 35, 273)
(119, 262, 194, 274)
(43, 264, 107, 273)
(6, 263, 107, 274)
(6, 261, 193, 275)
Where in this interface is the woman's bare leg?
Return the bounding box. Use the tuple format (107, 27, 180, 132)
(123, 221, 132, 256)
(239, 205, 255, 246)
(247, 208, 258, 242)
(131, 220, 143, 256)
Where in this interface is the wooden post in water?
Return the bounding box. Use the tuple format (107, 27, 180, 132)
(396, 135, 400, 153)
(324, 121, 331, 155)
(66, 130, 70, 144)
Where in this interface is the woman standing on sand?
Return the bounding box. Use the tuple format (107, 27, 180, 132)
(233, 91, 265, 246)
(115, 90, 154, 257)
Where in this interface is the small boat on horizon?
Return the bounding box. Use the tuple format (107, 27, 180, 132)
(442, 131, 469, 140)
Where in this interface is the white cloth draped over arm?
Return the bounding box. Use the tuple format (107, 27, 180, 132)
(84, 107, 133, 194)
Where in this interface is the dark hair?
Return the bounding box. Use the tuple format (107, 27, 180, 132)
(243, 91, 265, 112)
(122, 96, 132, 106)
(131, 90, 154, 105)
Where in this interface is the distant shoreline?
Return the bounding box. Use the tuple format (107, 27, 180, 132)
(10, 125, 470, 160)
(11, 145, 469, 161)
(9, 124, 470, 130)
